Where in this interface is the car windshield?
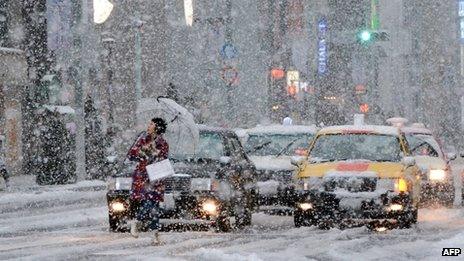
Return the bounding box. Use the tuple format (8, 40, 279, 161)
(405, 134, 442, 158)
(170, 132, 224, 160)
(245, 133, 312, 156)
(310, 133, 402, 162)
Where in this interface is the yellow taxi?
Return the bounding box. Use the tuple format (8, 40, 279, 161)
(292, 124, 421, 230)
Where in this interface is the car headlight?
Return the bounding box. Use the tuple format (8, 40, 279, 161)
(298, 202, 313, 211)
(110, 201, 126, 212)
(385, 203, 403, 212)
(299, 177, 323, 190)
(201, 200, 218, 215)
(429, 169, 446, 182)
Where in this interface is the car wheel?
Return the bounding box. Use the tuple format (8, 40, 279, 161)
(235, 208, 252, 228)
(294, 210, 305, 227)
(109, 215, 129, 232)
(216, 214, 231, 232)
(397, 208, 418, 229)
(109, 215, 121, 232)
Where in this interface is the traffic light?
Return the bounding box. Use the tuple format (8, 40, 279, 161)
(359, 103, 370, 113)
(358, 30, 372, 43)
(357, 30, 389, 44)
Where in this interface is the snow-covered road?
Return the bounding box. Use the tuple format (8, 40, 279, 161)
(1, 176, 464, 261)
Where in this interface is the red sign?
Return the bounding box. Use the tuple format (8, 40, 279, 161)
(271, 68, 285, 79)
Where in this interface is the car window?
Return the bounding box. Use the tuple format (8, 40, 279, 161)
(195, 132, 225, 159)
(406, 134, 442, 158)
(310, 134, 402, 162)
(245, 133, 313, 156)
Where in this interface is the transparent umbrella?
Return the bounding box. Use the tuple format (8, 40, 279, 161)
(135, 97, 199, 156)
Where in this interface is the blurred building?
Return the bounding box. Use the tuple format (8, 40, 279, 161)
(300, 0, 461, 144)
(0, 1, 29, 175)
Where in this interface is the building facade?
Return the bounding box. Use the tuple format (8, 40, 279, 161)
(0, 1, 29, 175)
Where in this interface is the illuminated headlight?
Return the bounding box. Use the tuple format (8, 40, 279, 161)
(110, 202, 126, 212)
(429, 169, 446, 182)
(386, 203, 403, 212)
(300, 177, 323, 191)
(201, 200, 218, 215)
(375, 227, 388, 232)
(298, 202, 313, 211)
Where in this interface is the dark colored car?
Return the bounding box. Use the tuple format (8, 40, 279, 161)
(106, 126, 258, 232)
(0, 156, 9, 188)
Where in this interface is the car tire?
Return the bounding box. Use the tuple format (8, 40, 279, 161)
(109, 215, 129, 232)
(294, 210, 316, 227)
(294, 211, 305, 227)
(216, 214, 231, 232)
(397, 208, 418, 229)
(235, 209, 252, 228)
(109, 215, 121, 232)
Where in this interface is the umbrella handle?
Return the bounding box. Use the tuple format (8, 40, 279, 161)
(156, 96, 169, 102)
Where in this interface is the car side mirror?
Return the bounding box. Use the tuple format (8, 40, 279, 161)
(220, 156, 231, 166)
(402, 156, 416, 167)
(291, 156, 305, 167)
(447, 153, 457, 161)
(460, 152, 464, 158)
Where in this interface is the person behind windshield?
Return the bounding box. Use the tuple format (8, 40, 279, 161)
(128, 117, 168, 242)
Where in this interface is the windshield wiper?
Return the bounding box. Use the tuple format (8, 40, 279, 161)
(248, 141, 272, 153)
(372, 158, 397, 162)
(276, 138, 301, 157)
(313, 158, 349, 163)
(410, 141, 428, 153)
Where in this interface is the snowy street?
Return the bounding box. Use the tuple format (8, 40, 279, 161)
(1, 176, 463, 261)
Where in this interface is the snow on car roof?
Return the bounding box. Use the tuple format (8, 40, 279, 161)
(401, 126, 432, 135)
(196, 124, 234, 134)
(319, 125, 400, 136)
(243, 125, 318, 136)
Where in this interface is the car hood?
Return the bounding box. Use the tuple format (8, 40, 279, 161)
(249, 155, 294, 171)
(172, 158, 221, 178)
(297, 160, 404, 179)
(413, 156, 447, 171)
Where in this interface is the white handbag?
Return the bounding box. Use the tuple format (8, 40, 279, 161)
(146, 159, 175, 182)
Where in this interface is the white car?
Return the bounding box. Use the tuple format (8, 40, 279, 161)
(236, 125, 317, 213)
(401, 126, 456, 205)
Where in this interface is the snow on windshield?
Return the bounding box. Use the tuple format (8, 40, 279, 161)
(171, 132, 224, 160)
(310, 134, 402, 162)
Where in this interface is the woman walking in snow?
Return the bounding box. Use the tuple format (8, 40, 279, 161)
(128, 117, 169, 244)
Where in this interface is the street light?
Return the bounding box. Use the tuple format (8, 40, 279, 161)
(102, 36, 115, 125)
(94, 0, 114, 24)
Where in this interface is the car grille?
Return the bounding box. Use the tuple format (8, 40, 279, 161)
(165, 175, 191, 192)
(323, 177, 377, 192)
(257, 170, 293, 183)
